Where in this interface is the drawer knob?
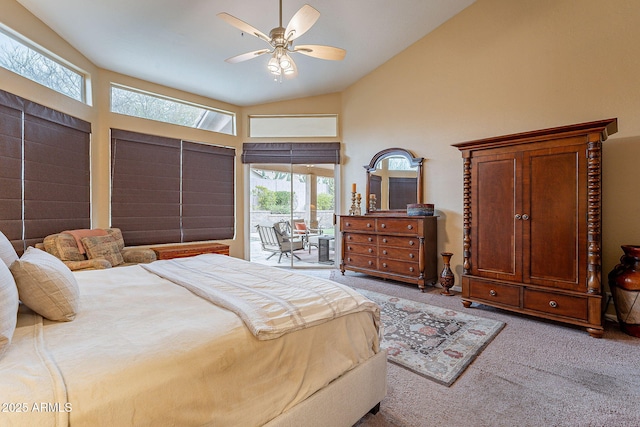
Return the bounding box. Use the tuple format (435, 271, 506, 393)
(368, 237, 373, 242)
(347, 257, 352, 262)
(383, 238, 388, 243)
(409, 267, 414, 272)
(367, 223, 372, 228)
(382, 263, 387, 268)
(381, 223, 386, 228)
(489, 289, 497, 297)
(409, 240, 415, 246)
(522, 214, 530, 220)
(549, 300, 558, 308)
(347, 246, 352, 250)
(407, 224, 413, 230)
(409, 253, 414, 259)
(368, 260, 373, 266)
(383, 250, 387, 255)
(368, 248, 374, 253)
(346, 222, 351, 227)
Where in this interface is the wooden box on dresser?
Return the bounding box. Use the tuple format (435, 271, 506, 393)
(453, 118, 618, 337)
(339, 214, 438, 291)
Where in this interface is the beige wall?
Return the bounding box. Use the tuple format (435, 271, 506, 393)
(341, 0, 640, 285)
(3, 0, 640, 283)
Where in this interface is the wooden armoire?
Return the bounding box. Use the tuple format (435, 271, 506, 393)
(453, 119, 617, 337)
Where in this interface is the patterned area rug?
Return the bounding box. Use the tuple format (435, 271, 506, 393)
(357, 289, 505, 386)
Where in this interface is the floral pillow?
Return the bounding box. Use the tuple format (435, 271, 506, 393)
(81, 235, 124, 267)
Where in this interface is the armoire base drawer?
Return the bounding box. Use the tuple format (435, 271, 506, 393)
(523, 289, 589, 321)
(468, 279, 520, 307)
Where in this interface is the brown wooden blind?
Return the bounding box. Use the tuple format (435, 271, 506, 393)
(111, 130, 235, 245)
(111, 129, 181, 246)
(0, 89, 91, 252)
(241, 142, 340, 164)
(182, 142, 235, 241)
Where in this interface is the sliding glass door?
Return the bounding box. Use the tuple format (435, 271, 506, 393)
(248, 163, 336, 269)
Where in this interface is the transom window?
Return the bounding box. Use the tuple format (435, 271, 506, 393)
(110, 84, 236, 136)
(0, 27, 85, 102)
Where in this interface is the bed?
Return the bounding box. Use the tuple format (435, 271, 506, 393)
(0, 248, 386, 427)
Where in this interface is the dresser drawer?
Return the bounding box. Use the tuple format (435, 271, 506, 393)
(379, 259, 420, 277)
(341, 217, 375, 232)
(344, 233, 376, 245)
(343, 253, 377, 270)
(523, 289, 588, 320)
(469, 279, 520, 307)
(379, 235, 420, 248)
(379, 246, 419, 262)
(344, 242, 376, 256)
(376, 218, 420, 234)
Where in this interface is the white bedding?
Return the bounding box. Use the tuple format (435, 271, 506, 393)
(0, 256, 381, 427)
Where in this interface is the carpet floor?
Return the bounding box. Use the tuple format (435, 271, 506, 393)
(318, 270, 640, 427)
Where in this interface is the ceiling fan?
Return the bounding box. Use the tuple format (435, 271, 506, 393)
(217, 0, 346, 79)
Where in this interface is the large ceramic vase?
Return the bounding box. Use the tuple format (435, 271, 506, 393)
(608, 245, 640, 338)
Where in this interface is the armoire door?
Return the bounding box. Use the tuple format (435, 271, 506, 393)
(470, 152, 523, 282)
(522, 142, 587, 291)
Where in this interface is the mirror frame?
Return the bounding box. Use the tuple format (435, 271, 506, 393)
(364, 148, 423, 214)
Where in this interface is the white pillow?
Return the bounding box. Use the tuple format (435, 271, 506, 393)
(0, 230, 19, 269)
(10, 247, 79, 322)
(0, 260, 19, 359)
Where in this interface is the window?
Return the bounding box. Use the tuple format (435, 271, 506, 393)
(248, 115, 338, 138)
(110, 129, 235, 246)
(0, 27, 85, 102)
(110, 85, 236, 136)
(0, 89, 91, 253)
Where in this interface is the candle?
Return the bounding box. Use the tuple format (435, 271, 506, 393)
(352, 183, 356, 193)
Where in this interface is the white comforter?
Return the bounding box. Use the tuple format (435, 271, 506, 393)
(142, 254, 380, 340)
(0, 256, 380, 427)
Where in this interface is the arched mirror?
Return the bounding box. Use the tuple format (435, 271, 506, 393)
(364, 148, 423, 213)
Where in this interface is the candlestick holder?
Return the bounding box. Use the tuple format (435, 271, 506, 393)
(368, 194, 377, 212)
(349, 191, 358, 215)
(356, 193, 362, 215)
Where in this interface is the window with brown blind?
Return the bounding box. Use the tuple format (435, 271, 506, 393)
(111, 129, 235, 246)
(0, 90, 91, 254)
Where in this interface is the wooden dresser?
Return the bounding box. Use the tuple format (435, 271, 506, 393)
(151, 242, 230, 260)
(453, 118, 618, 337)
(339, 214, 437, 291)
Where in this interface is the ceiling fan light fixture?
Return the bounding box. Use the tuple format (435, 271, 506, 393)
(279, 53, 291, 70)
(267, 57, 280, 74)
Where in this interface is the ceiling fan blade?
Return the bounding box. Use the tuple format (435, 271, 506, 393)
(217, 12, 271, 44)
(284, 5, 320, 41)
(293, 45, 346, 61)
(225, 49, 270, 64)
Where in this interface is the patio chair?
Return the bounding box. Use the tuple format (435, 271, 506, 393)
(290, 218, 323, 253)
(255, 224, 305, 263)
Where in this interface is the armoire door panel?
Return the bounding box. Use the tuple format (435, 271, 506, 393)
(471, 154, 520, 280)
(524, 145, 586, 291)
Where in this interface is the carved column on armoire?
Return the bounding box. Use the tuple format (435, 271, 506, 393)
(586, 137, 602, 295)
(462, 157, 472, 274)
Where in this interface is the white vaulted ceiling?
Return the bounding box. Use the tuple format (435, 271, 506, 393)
(16, 0, 475, 106)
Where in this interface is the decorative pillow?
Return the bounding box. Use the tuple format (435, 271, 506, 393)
(10, 247, 79, 322)
(105, 228, 126, 251)
(0, 230, 19, 268)
(295, 222, 307, 231)
(44, 233, 85, 262)
(81, 235, 124, 267)
(0, 260, 19, 359)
